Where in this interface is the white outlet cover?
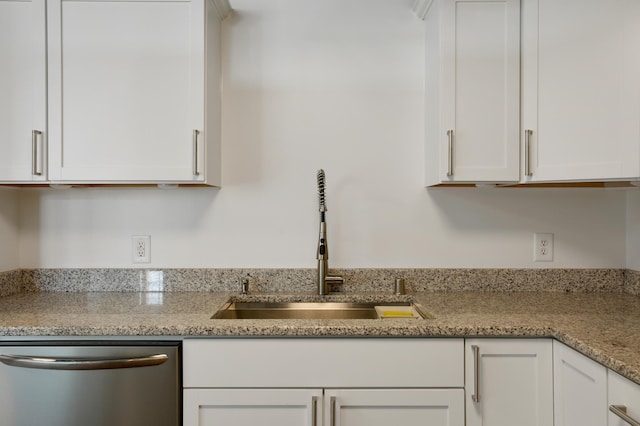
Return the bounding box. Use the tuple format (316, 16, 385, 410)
(534, 233, 553, 262)
(132, 235, 151, 263)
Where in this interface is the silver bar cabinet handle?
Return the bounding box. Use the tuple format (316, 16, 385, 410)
(0, 353, 168, 371)
(524, 129, 533, 177)
(311, 396, 318, 426)
(610, 405, 640, 426)
(32, 130, 43, 176)
(193, 129, 200, 176)
(330, 396, 337, 426)
(446, 129, 454, 177)
(472, 345, 480, 403)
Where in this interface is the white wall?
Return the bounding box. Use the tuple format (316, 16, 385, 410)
(627, 191, 640, 270)
(16, 0, 629, 269)
(0, 188, 19, 272)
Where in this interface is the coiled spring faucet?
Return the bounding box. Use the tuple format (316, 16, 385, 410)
(316, 169, 344, 295)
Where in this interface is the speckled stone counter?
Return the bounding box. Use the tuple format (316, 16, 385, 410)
(0, 291, 639, 386)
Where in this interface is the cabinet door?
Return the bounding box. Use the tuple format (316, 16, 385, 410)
(608, 371, 640, 426)
(465, 339, 553, 426)
(47, 0, 205, 183)
(326, 389, 464, 426)
(183, 389, 322, 426)
(0, 0, 47, 182)
(553, 341, 607, 426)
(425, 0, 520, 185)
(521, 0, 640, 182)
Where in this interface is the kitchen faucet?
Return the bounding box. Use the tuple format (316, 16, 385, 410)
(316, 169, 344, 295)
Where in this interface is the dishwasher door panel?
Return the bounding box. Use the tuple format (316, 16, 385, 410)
(0, 344, 180, 426)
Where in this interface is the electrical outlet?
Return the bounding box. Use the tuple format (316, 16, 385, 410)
(132, 235, 151, 263)
(534, 233, 553, 262)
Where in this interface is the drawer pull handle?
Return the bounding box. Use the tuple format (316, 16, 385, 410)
(330, 396, 336, 426)
(610, 405, 640, 426)
(311, 396, 318, 426)
(446, 129, 454, 177)
(193, 129, 200, 176)
(32, 130, 43, 176)
(472, 344, 480, 403)
(524, 129, 533, 177)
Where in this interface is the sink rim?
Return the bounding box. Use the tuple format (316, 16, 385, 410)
(211, 300, 431, 320)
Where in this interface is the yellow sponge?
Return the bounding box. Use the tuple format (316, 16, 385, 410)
(374, 305, 421, 319)
(381, 311, 414, 317)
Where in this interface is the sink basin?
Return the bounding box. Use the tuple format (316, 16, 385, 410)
(211, 301, 429, 320)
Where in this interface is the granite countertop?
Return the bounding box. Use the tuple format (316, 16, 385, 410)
(0, 291, 638, 385)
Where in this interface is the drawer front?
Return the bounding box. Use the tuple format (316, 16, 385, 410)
(183, 338, 463, 388)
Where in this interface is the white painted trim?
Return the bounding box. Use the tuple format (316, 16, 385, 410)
(209, 0, 232, 20)
(413, 0, 434, 20)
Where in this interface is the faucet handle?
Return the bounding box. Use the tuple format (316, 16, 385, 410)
(325, 276, 345, 286)
(326, 276, 344, 283)
(323, 275, 345, 295)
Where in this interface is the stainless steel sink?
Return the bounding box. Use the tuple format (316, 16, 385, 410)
(211, 301, 429, 320)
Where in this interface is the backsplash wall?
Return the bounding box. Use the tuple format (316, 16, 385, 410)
(0, 189, 19, 272)
(13, 268, 631, 293)
(627, 191, 640, 271)
(10, 0, 633, 270)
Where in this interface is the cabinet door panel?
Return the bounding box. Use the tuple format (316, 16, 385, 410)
(0, 0, 47, 182)
(47, 0, 205, 182)
(183, 389, 321, 426)
(424, 0, 520, 185)
(521, 0, 640, 182)
(326, 389, 464, 426)
(553, 341, 607, 426)
(608, 371, 640, 426)
(465, 339, 553, 426)
(438, 0, 520, 183)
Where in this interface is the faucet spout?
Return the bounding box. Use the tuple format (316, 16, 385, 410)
(316, 169, 343, 295)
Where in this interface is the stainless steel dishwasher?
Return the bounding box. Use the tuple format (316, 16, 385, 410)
(0, 341, 180, 426)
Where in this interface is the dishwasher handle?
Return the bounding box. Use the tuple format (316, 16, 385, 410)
(0, 353, 169, 370)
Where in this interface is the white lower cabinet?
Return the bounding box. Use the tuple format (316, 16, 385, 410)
(553, 341, 607, 426)
(183, 337, 640, 426)
(183, 388, 464, 426)
(182, 338, 465, 426)
(325, 389, 463, 426)
(183, 389, 322, 426)
(609, 370, 640, 426)
(465, 338, 553, 426)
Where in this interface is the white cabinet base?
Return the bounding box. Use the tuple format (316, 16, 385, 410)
(184, 389, 322, 426)
(609, 371, 640, 426)
(553, 341, 607, 426)
(184, 388, 464, 426)
(465, 339, 553, 426)
(327, 389, 464, 426)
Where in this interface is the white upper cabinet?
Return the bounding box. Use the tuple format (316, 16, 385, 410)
(521, 0, 640, 183)
(420, 0, 521, 186)
(44, 0, 226, 185)
(0, 0, 47, 183)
